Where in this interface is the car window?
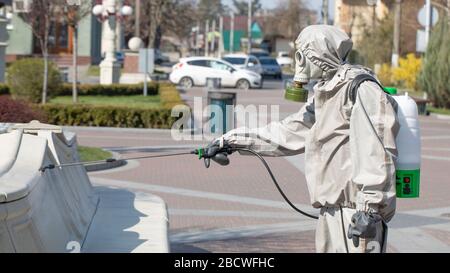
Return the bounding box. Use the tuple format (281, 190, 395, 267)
(222, 57, 246, 65)
(210, 61, 233, 71)
(260, 58, 279, 65)
(187, 60, 209, 67)
(248, 57, 259, 66)
(250, 52, 269, 58)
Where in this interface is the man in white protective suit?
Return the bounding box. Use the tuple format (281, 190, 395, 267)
(210, 25, 399, 253)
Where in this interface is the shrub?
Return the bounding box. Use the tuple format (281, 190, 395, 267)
(159, 83, 184, 108)
(41, 104, 178, 129)
(7, 58, 62, 103)
(0, 96, 47, 123)
(392, 53, 422, 91)
(54, 82, 159, 96)
(0, 83, 9, 95)
(377, 63, 394, 87)
(419, 16, 450, 108)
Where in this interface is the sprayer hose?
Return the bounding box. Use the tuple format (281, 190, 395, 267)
(235, 148, 319, 220)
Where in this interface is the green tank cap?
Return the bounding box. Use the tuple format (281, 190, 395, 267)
(384, 87, 398, 95)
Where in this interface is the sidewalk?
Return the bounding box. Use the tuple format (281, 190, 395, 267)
(82, 185, 169, 253)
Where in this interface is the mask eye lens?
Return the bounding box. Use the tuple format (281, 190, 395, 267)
(296, 51, 306, 67)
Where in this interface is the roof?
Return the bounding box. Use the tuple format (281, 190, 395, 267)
(223, 54, 249, 58)
(222, 15, 265, 32)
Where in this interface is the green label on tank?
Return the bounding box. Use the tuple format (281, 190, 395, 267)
(396, 169, 420, 198)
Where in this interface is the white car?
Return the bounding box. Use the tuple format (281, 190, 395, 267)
(277, 51, 294, 67)
(170, 57, 262, 90)
(222, 54, 263, 75)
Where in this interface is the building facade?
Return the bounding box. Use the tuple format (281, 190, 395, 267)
(0, 0, 11, 82)
(334, 0, 447, 54)
(5, 1, 102, 67)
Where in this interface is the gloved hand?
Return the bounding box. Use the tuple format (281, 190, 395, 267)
(347, 211, 382, 247)
(201, 138, 232, 168)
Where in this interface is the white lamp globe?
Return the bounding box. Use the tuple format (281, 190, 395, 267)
(6, 12, 13, 20)
(92, 5, 104, 16)
(128, 37, 144, 51)
(121, 5, 133, 16)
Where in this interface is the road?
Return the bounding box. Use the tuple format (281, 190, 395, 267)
(72, 80, 450, 253)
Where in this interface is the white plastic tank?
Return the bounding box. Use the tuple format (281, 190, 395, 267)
(393, 93, 421, 198)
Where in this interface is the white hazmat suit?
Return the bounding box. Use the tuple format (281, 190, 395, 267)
(219, 25, 399, 253)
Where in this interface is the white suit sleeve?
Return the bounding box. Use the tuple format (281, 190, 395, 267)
(223, 96, 316, 157)
(350, 82, 399, 222)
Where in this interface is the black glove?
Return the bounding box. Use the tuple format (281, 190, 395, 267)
(347, 211, 382, 248)
(202, 139, 231, 168)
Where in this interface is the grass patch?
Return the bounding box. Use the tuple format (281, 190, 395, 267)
(429, 107, 450, 116)
(87, 66, 124, 77)
(49, 95, 162, 109)
(87, 66, 100, 77)
(77, 146, 112, 162)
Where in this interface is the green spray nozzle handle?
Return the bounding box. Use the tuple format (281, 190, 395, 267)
(193, 145, 233, 168)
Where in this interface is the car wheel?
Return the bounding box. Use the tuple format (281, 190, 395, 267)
(179, 77, 194, 89)
(236, 79, 250, 90)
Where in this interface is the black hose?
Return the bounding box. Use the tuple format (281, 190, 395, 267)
(235, 148, 319, 220)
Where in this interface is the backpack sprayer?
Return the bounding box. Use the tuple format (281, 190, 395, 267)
(39, 144, 319, 220)
(285, 74, 422, 198)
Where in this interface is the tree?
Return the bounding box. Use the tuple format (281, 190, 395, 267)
(56, 0, 92, 104)
(20, 0, 57, 104)
(357, 14, 394, 68)
(125, 0, 196, 50)
(419, 15, 450, 108)
(263, 0, 312, 41)
(163, 0, 197, 44)
(148, 0, 166, 49)
(124, 0, 168, 48)
(198, 0, 224, 21)
(233, 0, 262, 16)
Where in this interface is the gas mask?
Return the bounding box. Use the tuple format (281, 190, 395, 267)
(285, 50, 325, 103)
(293, 50, 324, 84)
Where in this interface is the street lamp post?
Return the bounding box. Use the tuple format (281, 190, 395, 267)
(93, 0, 132, 85)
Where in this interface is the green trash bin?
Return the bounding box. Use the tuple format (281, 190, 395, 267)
(207, 91, 236, 134)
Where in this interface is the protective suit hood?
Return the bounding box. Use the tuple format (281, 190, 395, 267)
(295, 25, 353, 79)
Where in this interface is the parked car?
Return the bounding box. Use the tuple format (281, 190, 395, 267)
(259, 57, 283, 79)
(250, 49, 270, 59)
(277, 51, 294, 67)
(222, 54, 263, 75)
(155, 50, 170, 64)
(170, 57, 262, 90)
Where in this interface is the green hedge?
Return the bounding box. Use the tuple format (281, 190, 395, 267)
(0, 82, 159, 97)
(41, 104, 179, 129)
(41, 84, 186, 129)
(0, 83, 9, 95)
(55, 83, 159, 96)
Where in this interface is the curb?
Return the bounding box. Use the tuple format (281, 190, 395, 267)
(431, 113, 450, 120)
(85, 151, 127, 172)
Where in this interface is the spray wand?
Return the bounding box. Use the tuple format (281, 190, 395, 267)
(39, 145, 318, 220)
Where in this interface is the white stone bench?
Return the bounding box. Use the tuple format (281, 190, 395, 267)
(0, 121, 169, 253)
